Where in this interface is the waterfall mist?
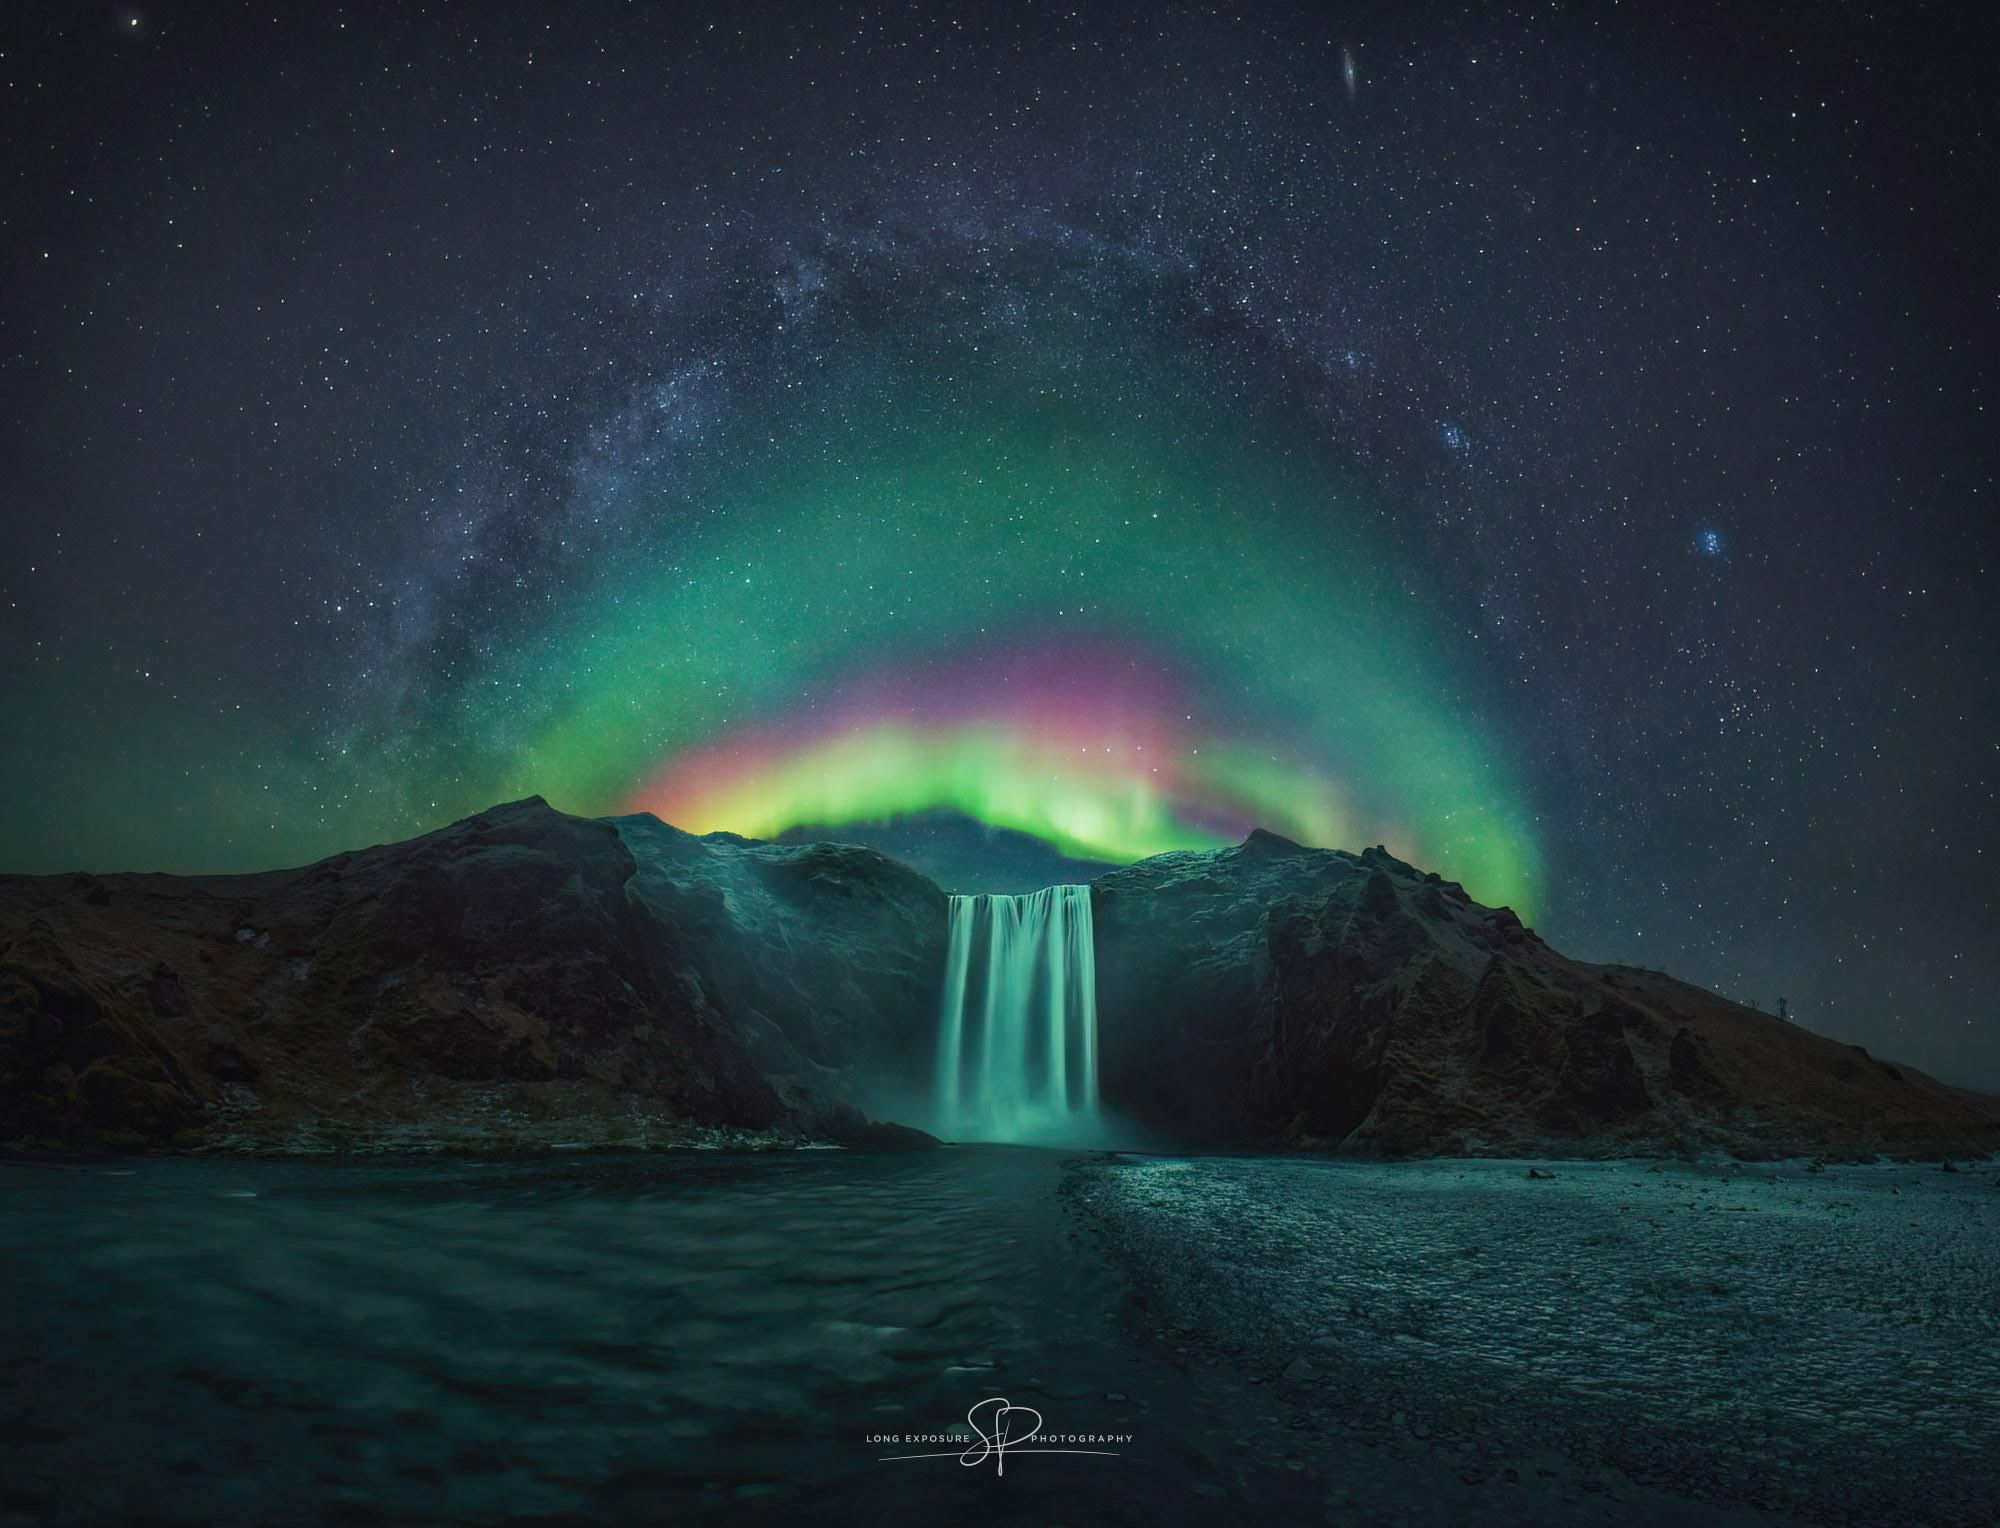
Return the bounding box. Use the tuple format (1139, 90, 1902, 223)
(934, 886, 1101, 1143)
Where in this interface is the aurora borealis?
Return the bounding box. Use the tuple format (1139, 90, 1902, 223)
(3, 1, 1997, 1088)
(492, 376, 1541, 914)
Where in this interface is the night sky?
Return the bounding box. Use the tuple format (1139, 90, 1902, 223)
(3, 2, 1995, 1087)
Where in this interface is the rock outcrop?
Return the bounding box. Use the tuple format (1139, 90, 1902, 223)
(1091, 831, 2000, 1158)
(608, 813, 948, 1108)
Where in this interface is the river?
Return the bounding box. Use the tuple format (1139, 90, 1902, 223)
(2, 1149, 1994, 1526)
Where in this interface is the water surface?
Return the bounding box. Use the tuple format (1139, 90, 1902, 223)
(2, 1150, 1994, 1526)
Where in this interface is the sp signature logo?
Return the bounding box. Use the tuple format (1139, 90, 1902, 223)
(874, 1397, 1129, 1476)
(959, 1398, 1046, 1476)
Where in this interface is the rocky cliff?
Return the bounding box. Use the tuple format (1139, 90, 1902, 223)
(1092, 830, 2000, 1158)
(3, 802, 1993, 1158)
(0, 799, 943, 1152)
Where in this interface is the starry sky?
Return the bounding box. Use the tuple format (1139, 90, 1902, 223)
(2, 1, 1995, 1086)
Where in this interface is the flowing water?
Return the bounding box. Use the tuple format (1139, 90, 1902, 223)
(2, 1151, 1996, 1528)
(933, 886, 1099, 1143)
(0, 1149, 1295, 1528)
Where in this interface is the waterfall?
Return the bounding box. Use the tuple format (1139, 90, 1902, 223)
(934, 885, 1100, 1142)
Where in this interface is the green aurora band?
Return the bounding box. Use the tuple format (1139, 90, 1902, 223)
(449, 374, 1545, 917)
(8, 363, 1543, 922)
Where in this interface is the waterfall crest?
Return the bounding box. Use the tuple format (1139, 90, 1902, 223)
(934, 885, 1100, 1142)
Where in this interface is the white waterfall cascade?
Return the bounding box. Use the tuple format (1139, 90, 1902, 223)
(933, 885, 1101, 1142)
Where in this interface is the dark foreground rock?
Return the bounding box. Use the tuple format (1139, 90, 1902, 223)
(1092, 831, 2000, 1158)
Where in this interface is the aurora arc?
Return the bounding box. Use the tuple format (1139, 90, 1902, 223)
(448, 376, 1545, 919)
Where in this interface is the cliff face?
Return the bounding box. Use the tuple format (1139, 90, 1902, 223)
(3, 803, 1993, 1158)
(1092, 831, 2000, 1158)
(607, 813, 948, 1107)
(0, 800, 943, 1152)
